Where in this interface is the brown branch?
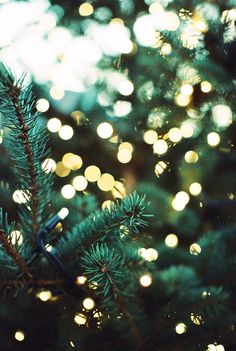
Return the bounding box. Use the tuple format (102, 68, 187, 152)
(0, 279, 64, 287)
(0, 229, 32, 279)
(7, 80, 39, 240)
(107, 272, 144, 350)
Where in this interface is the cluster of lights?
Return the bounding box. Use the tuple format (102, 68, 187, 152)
(172, 191, 190, 211)
(165, 234, 178, 248)
(139, 274, 152, 287)
(117, 142, 133, 164)
(138, 248, 158, 262)
(55, 153, 83, 178)
(47, 117, 74, 141)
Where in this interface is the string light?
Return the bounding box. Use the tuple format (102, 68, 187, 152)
(175, 93, 191, 107)
(72, 176, 88, 191)
(84, 165, 101, 182)
(97, 122, 113, 139)
(14, 330, 25, 341)
(47, 118, 62, 133)
(83, 297, 95, 310)
(74, 313, 87, 325)
(102, 200, 114, 209)
(62, 153, 83, 170)
(149, 2, 163, 15)
(12, 190, 29, 204)
(119, 142, 134, 153)
(36, 98, 50, 112)
(111, 180, 126, 199)
(189, 182, 202, 196)
(10, 230, 23, 246)
(97, 173, 115, 191)
(212, 105, 232, 129)
(76, 276, 87, 285)
(153, 139, 168, 155)
(139, 274, 152, 287)
(207, 132, 220, 147)
(180, 120, 194, 138)
(190, 313, 203, 325)
(165, 234, 178, 248)
(175, 322, 187, 334)
(61, 184, 76, 199)
(117, 149, 132, 163)
(143, 130, 158, 144)
(141, 248, 158, 262)
(59, 125, 74, 140)
(160, 43, 172, 55)
(155, 161, 168, 177)
(180, 83, 193, 96)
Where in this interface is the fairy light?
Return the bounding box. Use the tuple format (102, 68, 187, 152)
(14, 330, 25, 342)
(41, 158, 56, 173)
(180, 84, 193, 96)
(97, 173, 115, 191)
(207, 132, 220, 147)
(97, 122, 113, 139)
(117, 149, 132, 163)
(36, 98, 50, 112)
(201, 81, 212, 93)
(175, 93, 191, 107)
(190, 243, 201, 255)
(12, 190, 29, 204)
(143, 130, 158, 144)
(74, 313, 87, 325)
(153, 139, 168, 155)
(55, 162, 70, 178)
(10, 230, 23, 246)
(72, 176, 88, 191)
(172, 191, 189, 211)
(155, 161, 168, 177)
(142, 248, 158, 262)
(47, 118, 62, 133)
(59, 125, 74, 140)
(79, 3, 94, 16)
(168, 128, 182, 142)
(83, 297, 95, 310)
(50, 86, 65, 100)
(76, 276, 87, 285)
(61, 184, 76, 199)
(180, 120, 194, 138)
(184, 150, 199, 163)
(165, 234, 178, 248)
(215, 346, 225, 351)
(118, 81, 134, 96)
(112, 180, 126, 199)
(189, 182, 202, 196)
(37, 290, 52, 302)
(113, 100, 132, 117)
(139, 274, 152, 287)
(84, 165, 101, 182)
(207, 345, 217, 351)
(149, 2, 163, 14)
(175, 322, 187, 334)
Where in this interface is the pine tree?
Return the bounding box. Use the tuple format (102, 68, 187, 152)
(0, 0, 236, 350)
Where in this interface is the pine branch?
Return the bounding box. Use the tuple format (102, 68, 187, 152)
(0, 64, 53, 244)
(0, 229, 31, 279)
(0, 279, 64, 287)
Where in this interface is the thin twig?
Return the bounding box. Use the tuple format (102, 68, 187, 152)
(0, 229, 32, 279)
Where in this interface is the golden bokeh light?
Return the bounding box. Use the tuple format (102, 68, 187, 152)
(97, 173, 115, 191)
(117, 149, 132, 163)
(61, 184, 76, 199)
(165, 234, 178, 248)
(47, 117, 62, 133)
(153, 139, 168, 155)
(79, 2, 94, 16)
(41, 158, 56, 173)
(72, 175, 88, 191)
(50, 86, 65, 100)
(180, 83, 193, 96)
(207, 132, 220, 147)
(155, 161, 168, 177)
(118, 80, 134, 96)
(184, 150, 199, 163)
(189, 243, 201, 255)
(83, 297, 95, 310)
(118, 142, 134, 153)
(37, 290, 52, 302)
(55, 161, 70, 177)
(14, 330, 25, 342)
(62, 153, 83, 170)
(168, 127, 182, 142)
(139, 274, 152, 287)
(58, 125, 74, 140)
(84, 165, 101, 182)
(189, 182, 202, 196)
(76, 276, 87, 285)
(10, 230, 23, 246)
(36, 98, 50, 112)
(143, 130, 158, 144)
(74, 313, 87, 325)
(175, 93, 190, 107)
(175, 322, 187, 334)
(201, 81, 212, 93)
(97, 122, 113, 139)
(111, 180, 126, 199)
(102, 200, 114, 209)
